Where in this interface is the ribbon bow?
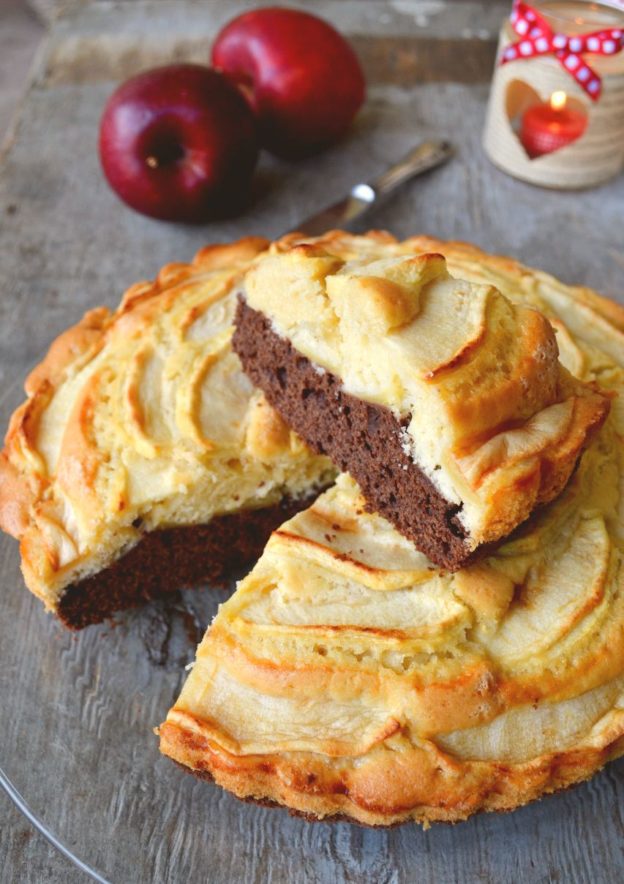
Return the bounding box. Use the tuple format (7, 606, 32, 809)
(500, 0, 624, 100)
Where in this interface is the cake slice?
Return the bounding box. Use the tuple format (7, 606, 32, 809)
(233, 231, 611, 570)
(0, 238, 333, 628)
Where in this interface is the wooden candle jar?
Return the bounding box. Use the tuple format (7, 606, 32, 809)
(483, 1, 624, 188)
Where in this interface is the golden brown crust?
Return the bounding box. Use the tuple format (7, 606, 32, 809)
(0, 236, 333, 614)
(24, 307, 111, 396)
(0, 450, 36, 538)
(0, 240, 267, 541)
(160, 232, 624, 827)
(160, 718, 624, 827)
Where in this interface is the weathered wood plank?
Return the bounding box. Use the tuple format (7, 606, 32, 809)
(1, 2, 623, 882)
(0, 791, 87, 884)
(0, 0, 44, 146)
(36, 0, 505, 87)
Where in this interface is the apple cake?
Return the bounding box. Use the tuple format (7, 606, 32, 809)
(233, 232, 610, 570)
(0, 238, 333, 628)
(160, 237, 624, 826)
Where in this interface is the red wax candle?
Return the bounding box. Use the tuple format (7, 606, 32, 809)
(520, 92, 587, 159)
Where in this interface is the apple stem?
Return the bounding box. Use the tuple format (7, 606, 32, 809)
(144, 140, 185, 170)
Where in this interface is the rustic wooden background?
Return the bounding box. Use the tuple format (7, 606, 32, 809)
(1, 2, 623, 882)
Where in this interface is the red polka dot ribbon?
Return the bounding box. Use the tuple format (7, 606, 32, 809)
(500, 0, 624, 100)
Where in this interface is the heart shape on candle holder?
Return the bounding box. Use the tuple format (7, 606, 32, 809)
(505, 80, 588, 160)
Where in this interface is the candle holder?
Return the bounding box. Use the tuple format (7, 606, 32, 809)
(483, 1, 624, 188)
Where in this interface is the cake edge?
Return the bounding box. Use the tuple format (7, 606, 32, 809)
(55, 492, 325, 629)
(158, 718, 624, 828)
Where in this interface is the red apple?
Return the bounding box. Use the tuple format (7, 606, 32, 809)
(212, 8, 366, 159)
(98, 64, 259, 222)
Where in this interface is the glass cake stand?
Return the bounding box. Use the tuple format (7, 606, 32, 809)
(2, 525, 624, 882)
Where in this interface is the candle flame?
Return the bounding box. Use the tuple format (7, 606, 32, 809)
(550, 91, 567, 111)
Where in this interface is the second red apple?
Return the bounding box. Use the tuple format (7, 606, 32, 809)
(99, 64, 259, 222)
(212, 7, 366, 159)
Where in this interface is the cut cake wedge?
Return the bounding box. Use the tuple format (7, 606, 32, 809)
(233, 232, 610, 570)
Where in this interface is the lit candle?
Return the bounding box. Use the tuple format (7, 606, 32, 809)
(519, 90, 588, 157)
(484, 1, 624, 186)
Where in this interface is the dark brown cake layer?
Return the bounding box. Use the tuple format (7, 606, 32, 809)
(233, 298, 471, 571)
(57, 495, 320, 629)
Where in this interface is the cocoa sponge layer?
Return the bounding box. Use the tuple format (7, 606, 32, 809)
(233, 298, 471, 570)
(57, 496, 319, 629)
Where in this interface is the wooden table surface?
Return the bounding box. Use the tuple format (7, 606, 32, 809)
(1, 8, 79, 881)
(1, 2, 623, 882)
